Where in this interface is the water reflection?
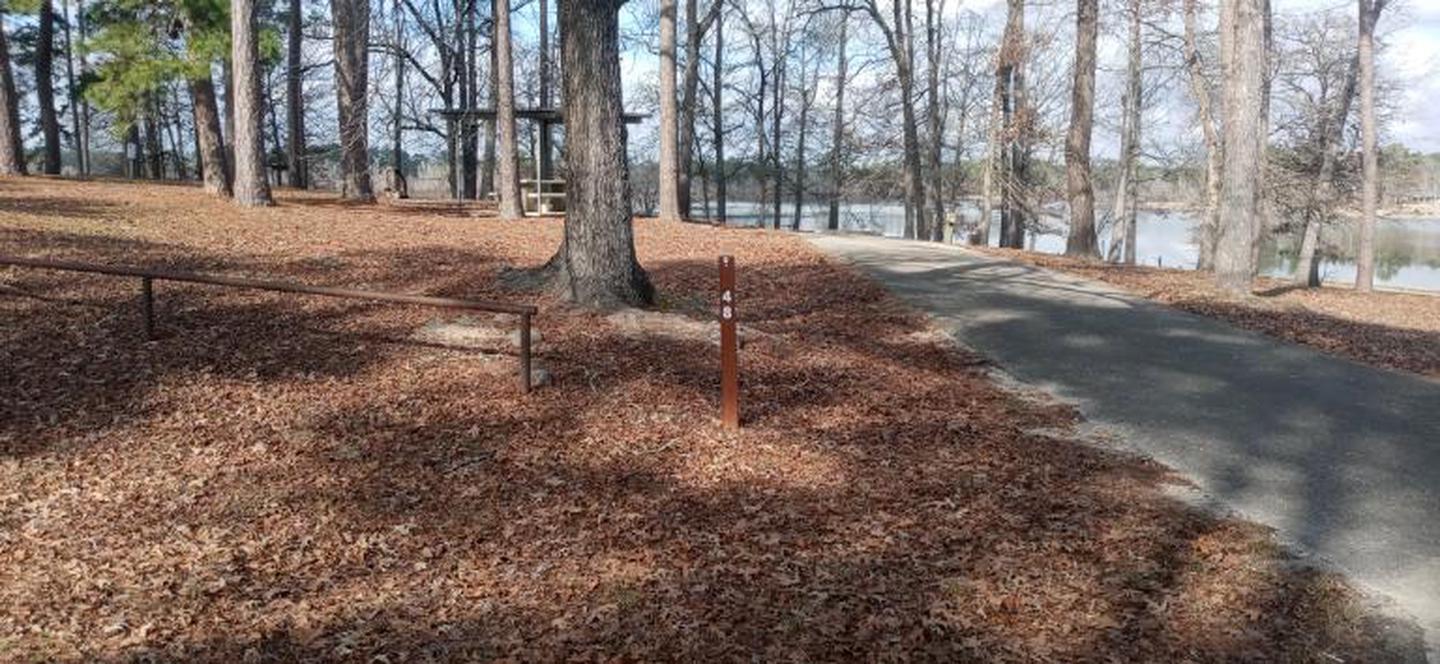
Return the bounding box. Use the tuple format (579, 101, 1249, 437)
(721, 201, 1440, 292)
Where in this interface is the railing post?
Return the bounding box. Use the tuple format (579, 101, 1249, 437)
(719, 256, 739, 429)
(141, 276, 156, 340)
(519, 312, 532, 393)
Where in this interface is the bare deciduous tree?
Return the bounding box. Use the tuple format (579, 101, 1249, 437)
(1354, 0, 1387, 292)
(1215, 0, 1266, 292)
(1109, 0, 1142, 264)
(1184, 0, 1223, 270)
(1064, 0, 1099, 258)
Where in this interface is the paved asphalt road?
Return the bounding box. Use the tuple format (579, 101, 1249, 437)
(811, 234, 1440, 653)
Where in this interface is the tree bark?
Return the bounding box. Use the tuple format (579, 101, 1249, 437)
(191, 74, 231, 197)
(995, 0, 1028, 249)
(222, 57, 235, 174)
(791, 56, 815, 231)
(827, 10, 848, 232)
(390, 0, 407, 198)
(712, 8, 726, 223)
(769, 6, 784, 231)
(1064, 0, 1099, 258)
(35, 0, 61, 174)
(658, 0, 681, 220)
(467, 0, 483, 199)
(333, 0, 373, 201)
(144, 107, 163, 179)
(924, 0, 944, 241)
(1354, 0, 1385, 292)
(1215, 0, 1264, 293)
(896, 0, 925, 239)
(539, 0, 553, 178)
(478, 31, 496, 198)
(978, 53, 1002, 245)
(677, 0, 715, 218)
(61, 0, 83, 175)
(0, 6, 25, 176)
(75, 0, 91, 174)
(232, 0, 273, 206)
(1108, 0, 1141, 264)
(494, 0, 523, 219)
(287, 0, 308, 188)
(1183, 0, 1222, 270)
(544, 0, 653, 308)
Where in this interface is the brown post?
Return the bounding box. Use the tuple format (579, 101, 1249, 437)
(519, 312, 532, 394)
(719, 255, 739, 429)
(141, 276, 155, 340)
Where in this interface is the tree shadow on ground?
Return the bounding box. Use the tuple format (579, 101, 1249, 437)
(0, 229, 1426, 661)
(0, 230, 526, 460)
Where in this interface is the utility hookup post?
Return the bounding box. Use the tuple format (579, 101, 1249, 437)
(719, 255, 740, 429)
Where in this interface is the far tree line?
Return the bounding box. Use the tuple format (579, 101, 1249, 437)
(648, 0, 1402, 295)
(0, 0, 1413, 297)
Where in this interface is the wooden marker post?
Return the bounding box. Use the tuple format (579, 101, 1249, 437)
(719, 256, 740, 429)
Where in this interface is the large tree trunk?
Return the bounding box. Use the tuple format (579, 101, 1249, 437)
(827, 10, 848, 232)
(1108, 0, 1141, 264)
(544, 0, 653, 308)
(1215, 0, 1265, 293)
(1064, 0, 1099, 258)
(36, 0, 61, 174)
(333, 0, 373, 202)
(712, 9, 726, 223)
(0, 7, 25, 176)
(1354, 0, 1385, 292)
(1183, 0, 1222, 270)
(191, 74, 232, 197)
(924, 0, 944, 241)
(657, 0, 680, 221)
(493, 0, 523, 219)
(231, 0, 273, 206)
(286, 0, 308, 188)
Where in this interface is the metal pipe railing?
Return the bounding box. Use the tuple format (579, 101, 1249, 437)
(1, 254, 539, 393)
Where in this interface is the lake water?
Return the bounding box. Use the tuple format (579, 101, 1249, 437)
(720, 200, 1440, 293)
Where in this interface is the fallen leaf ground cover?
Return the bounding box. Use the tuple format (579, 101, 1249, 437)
(0, 178, 1422, 661)
(976, 247, 1440, 379)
